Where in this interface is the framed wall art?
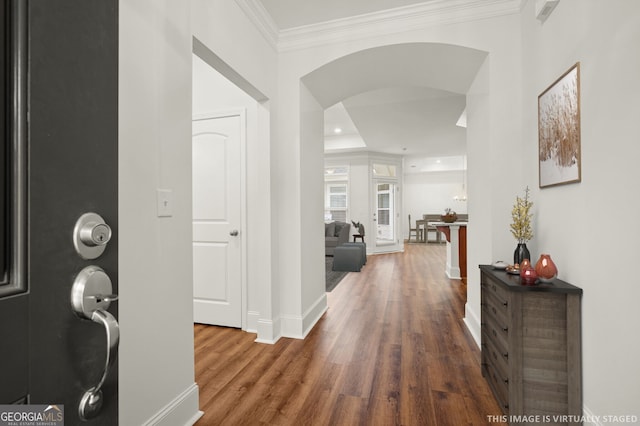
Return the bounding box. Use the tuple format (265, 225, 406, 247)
(538, 62, 581, 188)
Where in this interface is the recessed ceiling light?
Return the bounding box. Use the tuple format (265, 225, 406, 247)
(436, 159, 441, 164)
(334, 127, 342, 134)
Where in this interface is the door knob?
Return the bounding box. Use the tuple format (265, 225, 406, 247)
(229, 230, 239, 236)
(73, 213, 112, 259)
(70, 265, 119, 421)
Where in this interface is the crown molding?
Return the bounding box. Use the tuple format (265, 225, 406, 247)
(234, 0, 279, 50)
(278, 0, 524, 52)
(236, 0, 526, 53)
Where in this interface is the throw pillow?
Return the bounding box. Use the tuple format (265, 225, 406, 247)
(325, 222, 336, 237)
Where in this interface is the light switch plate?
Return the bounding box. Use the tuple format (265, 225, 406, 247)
(157, 189, 173, 217)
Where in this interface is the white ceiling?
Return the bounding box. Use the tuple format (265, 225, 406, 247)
(259, 0, 437, 29)
(256, 0, 489, 171)
(324, 87, 466, 157)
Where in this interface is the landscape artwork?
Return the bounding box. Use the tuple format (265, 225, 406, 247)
(538, 62, 581, 188)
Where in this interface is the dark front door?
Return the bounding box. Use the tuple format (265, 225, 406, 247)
(1, 1, 118, 424)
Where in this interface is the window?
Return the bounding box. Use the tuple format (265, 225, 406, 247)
(324, 166, 349, 177)
(325, 183, 348, 222)
(325, 165, 349, 222)
(373, 163, 397, 177)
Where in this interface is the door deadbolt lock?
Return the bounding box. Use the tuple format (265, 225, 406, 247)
(73, 213, 112, 259)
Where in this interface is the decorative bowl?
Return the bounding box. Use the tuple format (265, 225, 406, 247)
(492, 261, 508, 270)
(441, 213, 457, 223)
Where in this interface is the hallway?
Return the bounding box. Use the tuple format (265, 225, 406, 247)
(194, 243, 504, 425)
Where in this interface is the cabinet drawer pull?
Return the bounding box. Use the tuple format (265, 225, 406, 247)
(503, 301, 508, 307)
(502, 326, 508, 332)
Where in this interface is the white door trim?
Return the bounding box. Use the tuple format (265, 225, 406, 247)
(192, 109, 248, 330)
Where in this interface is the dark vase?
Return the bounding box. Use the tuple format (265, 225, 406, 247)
(513, 243, 530, 265)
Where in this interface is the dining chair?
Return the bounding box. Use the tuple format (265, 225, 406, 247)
(408, 214, 422, 243)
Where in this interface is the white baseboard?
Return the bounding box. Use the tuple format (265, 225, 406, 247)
(142, 383, 202, 426)
(280, 293, 328, 339)
(463, 302, 481, 348)
(302, 293, 328, 337)
(247, 311, 281, 344)
(582, 405, 603, 426)
(255, 318, 281, 344)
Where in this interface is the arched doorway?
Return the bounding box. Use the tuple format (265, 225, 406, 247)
(298, 42, 490, 340)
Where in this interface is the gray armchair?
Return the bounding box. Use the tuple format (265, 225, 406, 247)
(325, 221, 351, 256)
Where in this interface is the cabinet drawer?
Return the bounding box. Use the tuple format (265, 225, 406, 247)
(483, 310, 509, 352)
(483, 275, 510, 302)
(484, 290, 508, 326)
(484, 357, 510, 413)
(483, 331, 509, 377)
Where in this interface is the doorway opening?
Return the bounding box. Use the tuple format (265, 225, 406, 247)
(191, 38, 271, 338)
(303, 42, 488, 312)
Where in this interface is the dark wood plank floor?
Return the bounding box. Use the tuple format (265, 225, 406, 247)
(194, 243, 506, 425)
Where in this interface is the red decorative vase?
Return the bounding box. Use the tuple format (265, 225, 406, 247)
(535, 254, 558, 282)
(520, 264, 538, 285)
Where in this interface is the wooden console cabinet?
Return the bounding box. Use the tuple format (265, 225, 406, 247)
(479, 265, 583, 425)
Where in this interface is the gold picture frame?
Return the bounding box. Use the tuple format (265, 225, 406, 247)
(538, 62, 581, 188)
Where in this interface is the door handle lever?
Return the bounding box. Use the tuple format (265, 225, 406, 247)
(79, 308, 119, 421)
(229, 229, 239, 236)
(71, 266, 120, 421)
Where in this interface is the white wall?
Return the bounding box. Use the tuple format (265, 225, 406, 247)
(520, 0, 640, 421)
(403, 170, 468, 239)
(299, 84, 328, 335)
(119, 1, 199, 425)
(464, 56, 492, 343)
(190, 0, 276, 100)
(119, 1, 279, 424)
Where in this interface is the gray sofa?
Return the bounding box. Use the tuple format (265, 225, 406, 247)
(325, 221, 351, 256)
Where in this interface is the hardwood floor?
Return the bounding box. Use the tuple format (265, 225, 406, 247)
(194, 243, 506, 425)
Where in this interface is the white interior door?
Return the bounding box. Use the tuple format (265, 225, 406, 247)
(192, 113, 243, 328)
